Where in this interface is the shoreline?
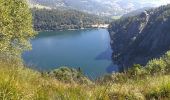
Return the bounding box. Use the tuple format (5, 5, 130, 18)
(36, 27, 109, 32)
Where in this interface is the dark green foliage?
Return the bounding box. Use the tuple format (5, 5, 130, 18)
(47, 67, 92, 84)
(99, 50, 170, 85)
(128, 64, 143, 76)
(32, 8, 110, 31)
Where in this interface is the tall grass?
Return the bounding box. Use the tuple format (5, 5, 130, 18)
(0, 60, 170, 100)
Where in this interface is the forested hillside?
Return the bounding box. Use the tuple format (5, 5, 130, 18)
(32, 8, 110, 31)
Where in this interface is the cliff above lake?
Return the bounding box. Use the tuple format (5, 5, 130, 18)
(108, 5, 170, 68)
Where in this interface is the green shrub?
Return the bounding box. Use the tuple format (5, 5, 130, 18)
(47, 67, 92, 84)
(128, 64, 145, 78)
(146, 58, 166, 75)
(162, 51, 170, 73)
(145, 83, 170, 99)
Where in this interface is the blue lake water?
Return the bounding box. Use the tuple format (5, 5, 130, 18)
(23, 29, 119, 78)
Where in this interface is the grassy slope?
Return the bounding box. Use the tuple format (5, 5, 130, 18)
(0, 61, 170, 100)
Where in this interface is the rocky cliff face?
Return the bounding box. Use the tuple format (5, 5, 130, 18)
(108, 5, 170, 68)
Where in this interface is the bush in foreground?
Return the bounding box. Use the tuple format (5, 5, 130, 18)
(1, 58, 170, 100)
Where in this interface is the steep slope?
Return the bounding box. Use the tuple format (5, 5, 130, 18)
(109, 5, 170, 68)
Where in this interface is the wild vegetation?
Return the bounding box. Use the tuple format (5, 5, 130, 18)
(32, 8, 111, 31)
(0, 0, 35, 62)
(1, 0, 170, 100)
(1, 50, 170, 100)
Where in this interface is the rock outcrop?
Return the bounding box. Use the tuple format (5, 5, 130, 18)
(108, 5, 170, 68)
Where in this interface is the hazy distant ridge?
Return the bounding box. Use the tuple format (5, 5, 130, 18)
(28, 0, 170, 16)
